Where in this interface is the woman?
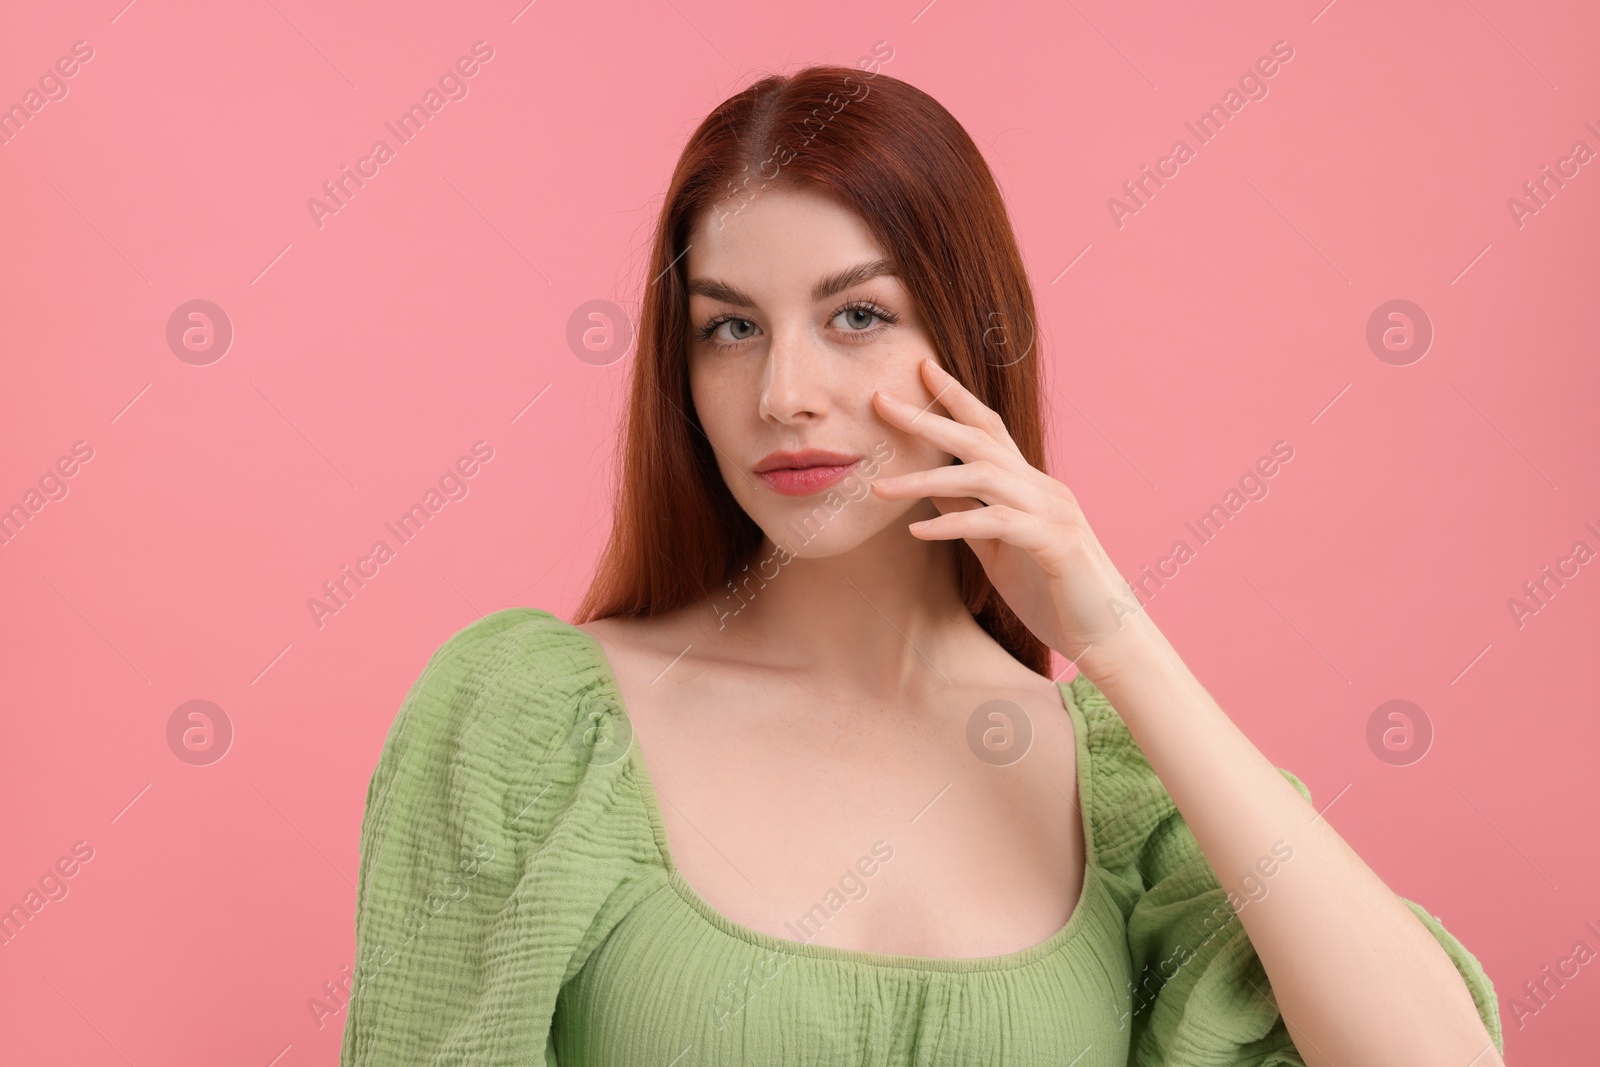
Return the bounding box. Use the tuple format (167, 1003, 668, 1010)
(340, 65, 1504, 1066)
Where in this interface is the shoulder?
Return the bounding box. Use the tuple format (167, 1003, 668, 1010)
(346, 609, 662, 1064)
(359, 606, 659, 894)
(371, 607, 619, 804)
(574, 603, 716, 669)
(400, 606, 607, 717)
(1062, 672, 1312, 885)
(408, 606, 601, 695)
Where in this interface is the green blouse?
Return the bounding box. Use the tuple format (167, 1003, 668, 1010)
(340, 608, 1503, 1066)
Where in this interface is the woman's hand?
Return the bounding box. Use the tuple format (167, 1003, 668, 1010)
(870, 356, 1158, 676)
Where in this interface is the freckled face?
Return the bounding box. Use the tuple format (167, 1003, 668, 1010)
(683, 185, 952, 557)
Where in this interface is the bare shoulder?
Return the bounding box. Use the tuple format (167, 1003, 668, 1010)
(575, 605, 713, 680)
(959, 638, 1072, 717)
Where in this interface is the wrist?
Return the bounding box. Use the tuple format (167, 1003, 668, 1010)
(1073, 609, 1174, 690)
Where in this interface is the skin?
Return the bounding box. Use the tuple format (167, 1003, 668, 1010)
(580, 185, 1501, 1066)
(581, 184, 1087, 960)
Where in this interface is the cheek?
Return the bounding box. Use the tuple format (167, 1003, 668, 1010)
(861, 359, 949, 453)
(690, 374, 761, 489)
(880, 420, 951, 472)
(689, 366, 739, 440)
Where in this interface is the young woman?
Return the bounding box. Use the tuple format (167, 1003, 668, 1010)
(341, 65, 1504, 1067)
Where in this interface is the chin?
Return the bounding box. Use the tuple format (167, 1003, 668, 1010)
(758, 500, 917, 560)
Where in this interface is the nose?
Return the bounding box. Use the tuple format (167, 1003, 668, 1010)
(758, 322, 828, 424)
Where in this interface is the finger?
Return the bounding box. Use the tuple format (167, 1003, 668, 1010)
(872, 389, 1015, 467)
(908, 504, 1059, 554)
(918, 357, 1019, 446)
(872, 459, 1059, 516)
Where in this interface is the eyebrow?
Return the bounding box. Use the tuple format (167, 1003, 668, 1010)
(685, 258, 898, 308)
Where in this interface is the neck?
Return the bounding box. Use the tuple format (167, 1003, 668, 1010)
(697, 515, 983, 700)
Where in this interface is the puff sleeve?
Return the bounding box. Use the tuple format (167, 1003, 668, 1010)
(339, 609, 659, 1067)
(1066, 674, 1504, 1067)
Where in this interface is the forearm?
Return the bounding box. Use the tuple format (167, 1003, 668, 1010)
(1080, 616, 1501, 1067)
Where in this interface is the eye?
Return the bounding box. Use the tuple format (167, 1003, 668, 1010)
(693, 300, 900, 351)
(831, 300, 898, 338)
(696, 315, 761, 349)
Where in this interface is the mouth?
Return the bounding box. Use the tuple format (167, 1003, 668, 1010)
(753, 449, 864, 497)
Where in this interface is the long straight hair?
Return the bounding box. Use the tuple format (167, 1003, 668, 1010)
(574, 63, 1052, 676)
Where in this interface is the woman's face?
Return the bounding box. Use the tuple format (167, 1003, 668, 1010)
(684, 184, 952, 558)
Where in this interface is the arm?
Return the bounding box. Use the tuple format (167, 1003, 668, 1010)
(870, 356, 1502, 1067)
(341, 609, 640, 1067)
(1082, 611, 1502, 1067)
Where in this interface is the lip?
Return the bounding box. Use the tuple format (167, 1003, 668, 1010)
(753, 448, 864, 497)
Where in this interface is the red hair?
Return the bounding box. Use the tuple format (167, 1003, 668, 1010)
(575, 64, 1051, 676)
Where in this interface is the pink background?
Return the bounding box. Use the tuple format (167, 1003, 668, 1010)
(2, 0, 1596, 1062)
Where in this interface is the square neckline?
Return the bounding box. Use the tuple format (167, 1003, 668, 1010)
(569, 620, 1103, 973)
